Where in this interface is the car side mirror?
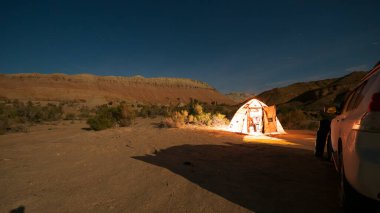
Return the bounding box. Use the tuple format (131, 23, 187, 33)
(325, 106, 337, 114)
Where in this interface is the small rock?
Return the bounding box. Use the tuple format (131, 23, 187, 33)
(183, 161, 193, 166)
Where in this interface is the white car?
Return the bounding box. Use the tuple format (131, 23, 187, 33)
(329, 62, 380, 209)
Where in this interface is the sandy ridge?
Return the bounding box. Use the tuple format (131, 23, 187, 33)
(0, 73, 235, 106)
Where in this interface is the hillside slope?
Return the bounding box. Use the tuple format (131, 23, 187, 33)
(255, 71, 367, 129)
(257, 78, 336, 106)
(257, 71, 367, 111)
(225, 92, 255, 103)
(0, 73, 234, 106)
(287, 71, 367, 111)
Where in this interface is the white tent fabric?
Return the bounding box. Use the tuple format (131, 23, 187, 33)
(228, 98, 285, 135)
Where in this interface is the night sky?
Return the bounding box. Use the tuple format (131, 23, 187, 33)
(1, 0, 379, 93)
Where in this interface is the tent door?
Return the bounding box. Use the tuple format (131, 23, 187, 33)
(263, 105, 277, 133)
(246, 108, 263, 134)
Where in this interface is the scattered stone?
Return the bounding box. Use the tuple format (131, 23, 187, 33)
(183, 161, 193, 166)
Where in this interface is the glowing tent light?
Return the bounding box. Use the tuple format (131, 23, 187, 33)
(228, 98, 286, 135)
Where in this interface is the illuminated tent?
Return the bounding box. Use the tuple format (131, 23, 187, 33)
(228, 98, 285, 135)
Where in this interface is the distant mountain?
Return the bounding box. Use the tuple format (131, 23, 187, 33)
(257, 71, 368, 112)
(0, 73, 235, 106)
(225, 92, 255, 103)
(257, 79, 335, 106)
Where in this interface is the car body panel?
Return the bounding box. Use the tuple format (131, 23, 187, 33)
(330, 64, 380, 202)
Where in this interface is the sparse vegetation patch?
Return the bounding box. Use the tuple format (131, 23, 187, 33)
(0, 100, 63, 134)
(0, 98, 236, 133)
(277, 108, 320, 130)
(86, 104, 136, 131)
(161, 102, 230, 128)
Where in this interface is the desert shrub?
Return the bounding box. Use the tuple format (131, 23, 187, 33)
(79, 106, 92, 119)
(44, 104, 63, 121)
(194, 102, 238, 120)
(278, 109, 318, 130)
(17, 102, 63, 122)
(0, 100, 63, 134)
(87, 116, 115, 131)
(86, 104, 136, 131)
(191, 103, 203, 115)
(307, 121, 319, 130)
(278, 109, 305, 129)
(159, 117, 177, 128)
(161, 103, 230, 128)
(188, 114, 195, 123)
(194, 112, 212, 126)
(1, 101, 62, 123)
(10, 125, 28, 133)
(170, 110, 189, 127)
(87, 105, 117, 131)
(64, 113, 76, 120)
(158, 110, 189, 128)
(211, 113, 229, 126)
(137, 106, 151, 118)
(0, 116, 9, 135)
(137, 105, 169, 118)
(119, 104, 136, 127)
(61, 100, 83, 107)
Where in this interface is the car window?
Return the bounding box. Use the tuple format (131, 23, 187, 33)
(343, 81, 368, 113)
(342, 91, 355, 113)
(345, 70, 380, 113)
(366, 71, 380, 91)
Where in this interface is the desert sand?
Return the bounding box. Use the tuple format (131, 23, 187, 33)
(0, 118, 340, 213)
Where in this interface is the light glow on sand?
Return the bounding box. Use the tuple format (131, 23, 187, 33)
(243, 135, 300, 146)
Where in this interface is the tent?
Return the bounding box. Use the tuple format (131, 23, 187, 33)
(228, 98, 285, 135)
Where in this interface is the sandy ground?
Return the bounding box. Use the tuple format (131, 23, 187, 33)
(0, 118, 340, 213)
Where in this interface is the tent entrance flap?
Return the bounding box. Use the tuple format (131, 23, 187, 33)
(263, 105, 277, 133)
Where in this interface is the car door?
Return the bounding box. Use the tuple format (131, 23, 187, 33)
(330, 84, 364, 170)
(331, 91, 353, 152)
(339, 81, 368, 148)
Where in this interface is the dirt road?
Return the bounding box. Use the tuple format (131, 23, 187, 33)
(0, 119, 340, 212)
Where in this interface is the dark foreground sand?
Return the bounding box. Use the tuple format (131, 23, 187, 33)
(0, 119, 340, 213)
